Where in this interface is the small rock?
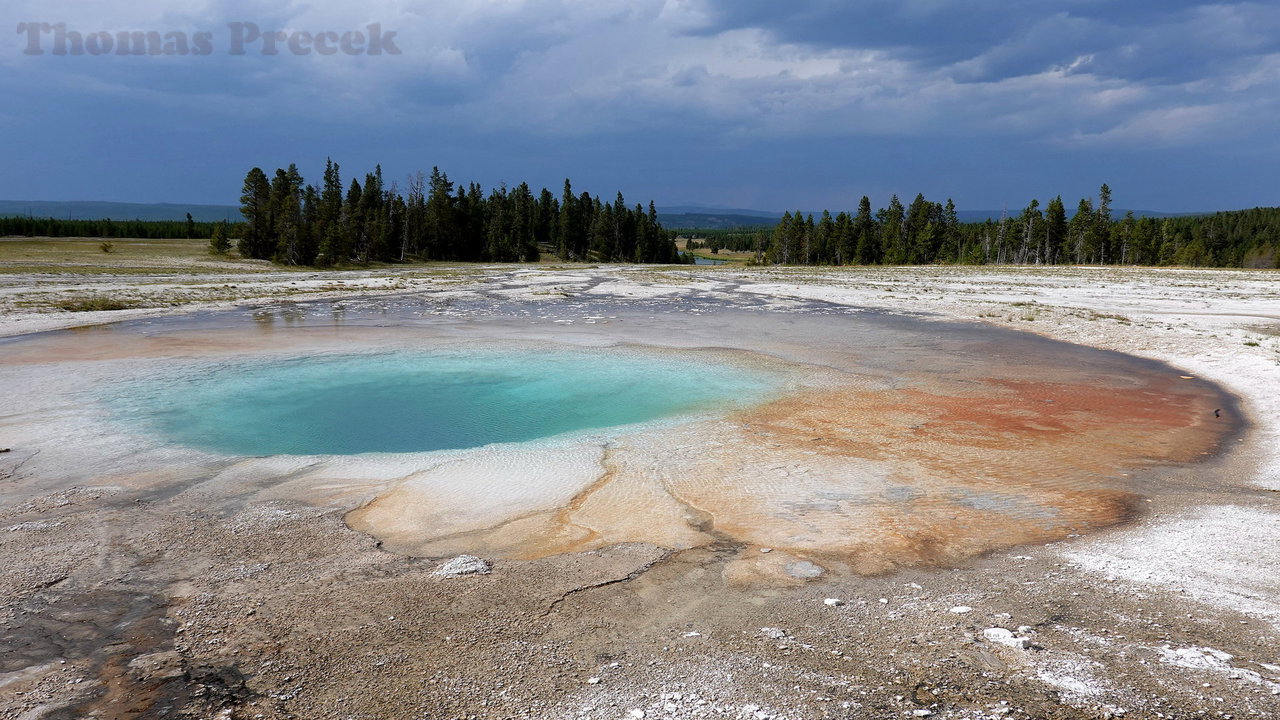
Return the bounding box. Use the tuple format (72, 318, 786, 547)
(760, 547, 772, 553)
(629, 709, 645, 719)
(879, 598, 888, 604)
(432, 555, 492, 578)
(983, 628, 1031, 649)
(913, 710, 934, 717)
(823, 598, 844, 607)
(586, 677, 600, 685)
(760, 627, 789, 640)
(949, 606, 973, 614)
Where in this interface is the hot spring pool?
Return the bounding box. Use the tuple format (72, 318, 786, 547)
(0, 295, 1237, 577)
(109, 347, 779, 456)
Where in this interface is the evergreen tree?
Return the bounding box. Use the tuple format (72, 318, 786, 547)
(815, 210, 835, 265)
(558, 179, 582, 260)
(1094, 183, 1113, 263)
(1116, 210, 1137, 264)
(1044, 196, 1067, 264)
(834, 211, 854, 265)
(485, 185, 513, 261)
(403, 171, 426, 261)
(536, 188, 557, 256)
(513, 183, 538, 261)
(589, 198, 613, 260)
(299, 184, 320, 264)
(940, 199, 960, 263)
(1070, 198, 1094, 263)
(853, 196, 877, 264)
(769, 212, 795, 264)
(356, 166, 385, 262)
(1015, 198, 1042, 264)
(425, 167, 456, 260)
(208, 219, 230, 255)
(339, 177, 363, 264)
(270, 165, 303, 264)
(880, 195, 906, 264)
(316, 159, 345, 265)
(238, 167, 272, 259)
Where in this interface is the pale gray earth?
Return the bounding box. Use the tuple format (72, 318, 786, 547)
(2, 265, 1279, 720)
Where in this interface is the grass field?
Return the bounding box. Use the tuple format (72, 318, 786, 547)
(675, 237, 756, 265)
(0, 236, 278, 275)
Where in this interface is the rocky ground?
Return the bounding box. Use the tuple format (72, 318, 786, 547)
(2, 263, 1279, 719)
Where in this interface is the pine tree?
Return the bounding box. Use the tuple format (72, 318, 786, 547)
(1070, 198, 1094, 263)
(1116, 210, 1137, 264)
(941, 199, 960, 263)
(357, 166, 385, 262)
(403, 171, 426, 261)
(299, 184, 320, 264)
(557, 179, 580, 260)
(834, 211, 854, 265)
(880, 195, 906, 264)
(853, 196, 876, 264)
(1044, 196, 1067, 264)
(1016, 198, 1042, 264)
(460, 182, 486, 261)
(316, 159, 344, 265)
(536, 188, 557, 257)
(208, 219, 230, 255)
(769, 212, 794, 264)
(589, 198, 612, 260)
(486, 185, 513, 261)
(425, 167, 456, 260)
(513, 183, 538, 261)
(904, 193, 934, 263)
(1095, 183, 1113, 264)
(339, 177, 363, 264)
(816, 211, 835, 265)
(238, 167, 272, 259)
(270, 165, 303, 264)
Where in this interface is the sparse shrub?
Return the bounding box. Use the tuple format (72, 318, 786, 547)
(99, 241, 115, 253)
(55, 296, 140, 312)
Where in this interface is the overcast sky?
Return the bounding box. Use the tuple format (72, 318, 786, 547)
(4, 1, 1278, 212)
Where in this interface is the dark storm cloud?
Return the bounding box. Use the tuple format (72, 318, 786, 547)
(2, 0, 1278, 211)
(688, 0, 1279, 83)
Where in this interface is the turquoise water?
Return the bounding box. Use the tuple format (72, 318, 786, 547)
(111, 347, 776, 456)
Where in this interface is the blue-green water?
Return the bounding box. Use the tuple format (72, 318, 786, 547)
(111, 347, 776, 456)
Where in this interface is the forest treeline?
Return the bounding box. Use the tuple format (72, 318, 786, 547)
(4, 179, 1276, 269)
(691, 185, 1280, 269)
(0, 215, 217, 240)
(231, 161, 683, 265)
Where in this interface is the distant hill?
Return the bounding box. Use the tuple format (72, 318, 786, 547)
(658, 212, 779, 229)
(0, 200, 240, 222)
(659, 205, 781, 219)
